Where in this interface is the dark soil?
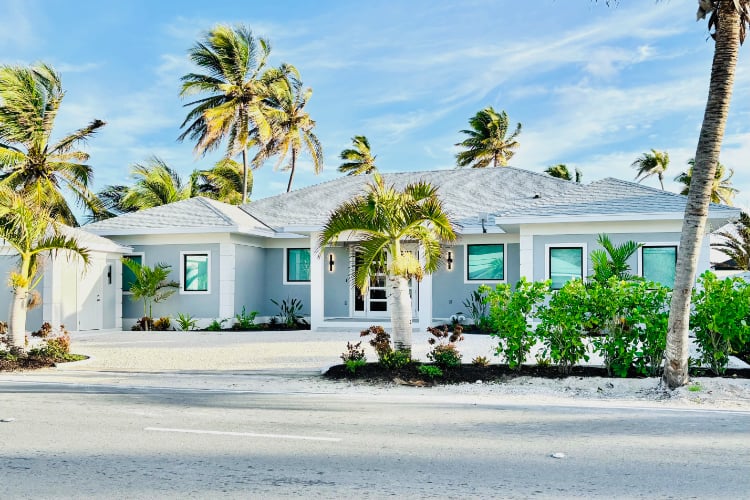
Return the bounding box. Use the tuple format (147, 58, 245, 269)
(324, 362, 750, 385)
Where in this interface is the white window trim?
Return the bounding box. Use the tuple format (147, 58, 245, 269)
(283, 247, 311, 285)
(180, 250, 211, 295)
(638, 242, 679, 280)
(545, 243, 588, 288)
(122, 252, 145, 295)
(463, 242, 506, 284)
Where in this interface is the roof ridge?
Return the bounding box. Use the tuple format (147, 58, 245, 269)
(195, 196, 242, 226)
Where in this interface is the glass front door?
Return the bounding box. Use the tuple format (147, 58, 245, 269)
(351, 247, 418, 318)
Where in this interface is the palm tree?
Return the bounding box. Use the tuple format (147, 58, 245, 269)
(674, 159, 738, 205)
(631, 149, 670, 190)
(590, 234, 642, 283)
(0, 63, 106, 226)
(665, 0, 749, 389)
(545, 164, 572, 181)
(338, 135, 377, 176)
(198, 157, 250, 204)
(0, 186, 89, 348)
(117, 157, 199, 211)
(319, 174, 456, 354)
(255, 69, 323, 192)
(179, 24, 282, 204)
(712, 212, 750, 270)
(122, 258, 178, 329)
(455, 107, 521, 168)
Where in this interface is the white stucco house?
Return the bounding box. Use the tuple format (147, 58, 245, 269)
(1, 167, 741, 332)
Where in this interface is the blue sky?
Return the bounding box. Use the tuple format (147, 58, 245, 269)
(2, 0, 749, 215)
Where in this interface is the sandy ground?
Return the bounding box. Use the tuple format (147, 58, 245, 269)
(12, 329, 750, 411)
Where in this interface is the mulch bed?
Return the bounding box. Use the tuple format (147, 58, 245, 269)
(324, 362, 750, 385)
(0, 356, 57, 372)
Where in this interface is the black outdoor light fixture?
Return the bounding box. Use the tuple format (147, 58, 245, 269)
(446, 250, 454, 270)
(329, 253, 335, 272)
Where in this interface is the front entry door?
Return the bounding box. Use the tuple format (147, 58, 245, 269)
(350, 247, 419, 318)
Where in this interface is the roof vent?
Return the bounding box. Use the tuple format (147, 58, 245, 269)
(533, 193, 541, 199)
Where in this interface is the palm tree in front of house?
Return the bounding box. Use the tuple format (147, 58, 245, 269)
(675, 159, 738, 205)
(590, 234, 643, 283)
(712, 211, 750, 270)
(338, 135, 377, 176)
(455, 107, 521, 168)
(631, 149, 670, 190)
(0, 186, 89, 349)
(319, 174, 456, 354)
(0, 63, 106, 226)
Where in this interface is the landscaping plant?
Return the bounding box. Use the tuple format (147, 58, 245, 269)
(206, 318, 227, 331)
(175, 313, 198, 331)
(463, 288, 490, 331)
(271, 297, 305, 328)
(418, 364, 443, 379)
(233, 306, 259, 330)
(122, 258, 178, 331)
(485, 278, 549, 370)
(153, 317, 172, 331)
(360, 325, 411, 369)
(471, 355, 490, 367)
(340, 341, 367, 374)
(426, 324, 464, 369)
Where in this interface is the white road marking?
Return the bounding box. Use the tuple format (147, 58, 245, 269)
(144, 426, 341, 442)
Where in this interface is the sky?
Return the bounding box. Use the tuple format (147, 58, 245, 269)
(1, 0, 749, 219)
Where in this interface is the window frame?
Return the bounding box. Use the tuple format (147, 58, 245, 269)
(545, 243, 588, 290)
(180, 251, 211, 295)
(284, 247, 312, 285)
(638, 243, 679, 287)
(122, 252, 145, 295)
(464, 243, 506, 284)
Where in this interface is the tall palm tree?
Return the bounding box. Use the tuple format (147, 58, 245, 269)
(665, 0, 749, 389)
(455, 107, 521, 168)
(118, 157, 199, 211)
(198, 157, 250, 204)
(319, 174, 456, 354)
(712, 212, 750, 270)
(0, 186, 89, 348)
(631, 149, 670, 190)
(0, 63, 106, 226)
(675, 159, 738, 205)
(338, 135, 377, 176)
(255, 70, 323, 192)
(179, 24, 280, 204)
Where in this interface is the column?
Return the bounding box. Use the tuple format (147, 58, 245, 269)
(310, 232, 325, 330)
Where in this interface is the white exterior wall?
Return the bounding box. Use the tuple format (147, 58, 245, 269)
(219, 243, 236, 320)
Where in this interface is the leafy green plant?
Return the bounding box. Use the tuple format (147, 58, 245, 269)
(691, 272, 750, 375)
(688, 382, 702, 392)
(175, 313, 198, 331)
(360, 325, 411, 369)
(590, 234, 642, 284)
(379, 350, 412, 369)
(426, 325, 464, 369)
(486, 278, 549, 370)
(153, 317, 172, 331)
(28, 331, 71, 359)
(271, 297, 305, 328)
(122, 258, 178, 331)
(471, 355, 490, 367)
(536, 279, 590, 374)
(463, 288, 490, 330)
(344, 359, 367, 374)
(418, 364, 444, 379)
(233, 306, 259, 330)
(341, 341, 367, 363)
(206, 318, 228, 331)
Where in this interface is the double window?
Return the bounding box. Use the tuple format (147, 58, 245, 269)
(286, 248, 311, 283)
(548, 246, 584, 289)
(466, 244, 505, 281)
(641, 245, 677, 287)
(182, 252, 210, 293)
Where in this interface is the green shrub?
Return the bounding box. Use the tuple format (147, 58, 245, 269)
(345, 358, 367, 374)
(418, 364, 443, 379)
(471, 355, 490, 367)
(536, 279, 590, 374)
(206, 318, 227, 331)
(486, 278, 549, 370)
(426, 325, 464, 369)
(359, 325, 411, 368)
(271, 297, 305, 327)
(379, 350, 411, 370)
(233, 306, 259, 330)
(153, 317, 172, 331)
(341, 341, 366, 363)
(29, 332, 71, 360)
(463, 288, 490, 330)
(691, 272, 750, 375)
(175, 313, 197, 331)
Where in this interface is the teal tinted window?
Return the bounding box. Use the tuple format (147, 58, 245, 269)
(184, 254, 209, 292)
(642, 246, 677, 287)
(549, 247, 583, 289)
(123, 255, 142, 292)
(467, 244, 504, 280)
(287, 248, 311, 282)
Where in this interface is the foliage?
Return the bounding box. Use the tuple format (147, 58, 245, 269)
(31, 322, 54, 338)
(206, 318, 228, 332)
(341, 341, 367, 374)
(418, 364, 444, 379)
(153, 317, 172, 331)
(471, 356, 490, 367)
(631, 149, 670, 190)
(122, 258, 178, 327)
(271, 297, 305, 327)
(197, 158, 250, 205)
(338, 135, 377, 176)
(590, 234, 642, 284)
(691, 272, 750, 375)
(486, 278, 549, 370)
(455, 106, 521, 168)
(175, 313, 198, 331)
(426, 325, 464, 369)
(233, 306, 259, 330)
(345, 358, 368, 374)
(463, 288, 490, 331)
(133, 316, 154, 331)
(712, 211, 750, 270)
(675, 160, 738, 206)
(360, 325, 412, 369)
(535, 279, 590, 374)
(545, 164, 582, 183)
(28, 331, 71, 360)
(379, 350, 412, 370)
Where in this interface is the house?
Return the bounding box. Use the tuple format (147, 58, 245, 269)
(80, 167, 740, 332)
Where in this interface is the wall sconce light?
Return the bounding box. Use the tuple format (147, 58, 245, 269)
(107, 265, 112, 284)
(328, 253, 335, 272)
(446, 251, 454, 271)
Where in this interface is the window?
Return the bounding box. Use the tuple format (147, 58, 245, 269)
(183, 253, 209, 292)
(549, 247, 583, 289)
(466, 244, 504, 281)
(122, 254, 142, 293)
(642, 246, 677, 287)
(287, 248, 311, 282)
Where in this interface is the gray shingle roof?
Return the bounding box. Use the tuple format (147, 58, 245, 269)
(84, 196, 271, 236)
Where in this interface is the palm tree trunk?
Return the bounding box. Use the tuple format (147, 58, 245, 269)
(659, 174, 664, 191)
(286, 149, 296, 193)
(388, 274, 412, 355)
(241, 149, 249, 204)
(9, 285, 29, 349)
(664, 1, 740, 389)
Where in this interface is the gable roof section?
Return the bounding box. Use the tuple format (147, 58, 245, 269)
(84, 197, 273, 236)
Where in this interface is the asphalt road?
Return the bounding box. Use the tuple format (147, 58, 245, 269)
(2, 377, 749, 499)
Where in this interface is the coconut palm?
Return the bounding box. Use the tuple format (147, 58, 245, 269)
(253, 69, 322, 192)
(674, 159, 738, 205)
(664, 0, 750, 389)
(455, 107, 521, 168)
(338, 135, 377, 176)
(0, 63, 106, 226)
(198, 157, 250, 204)
(631, 149, 670, 190)
(179, 24, 282, 203)
(545, 164, 572, 181)
(590, 234, 643, 283)
(0, 186, 89, 348)
(319, 174, 456, 354)
(116, 157, 199, 212)
(712, 212, 750, 270)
